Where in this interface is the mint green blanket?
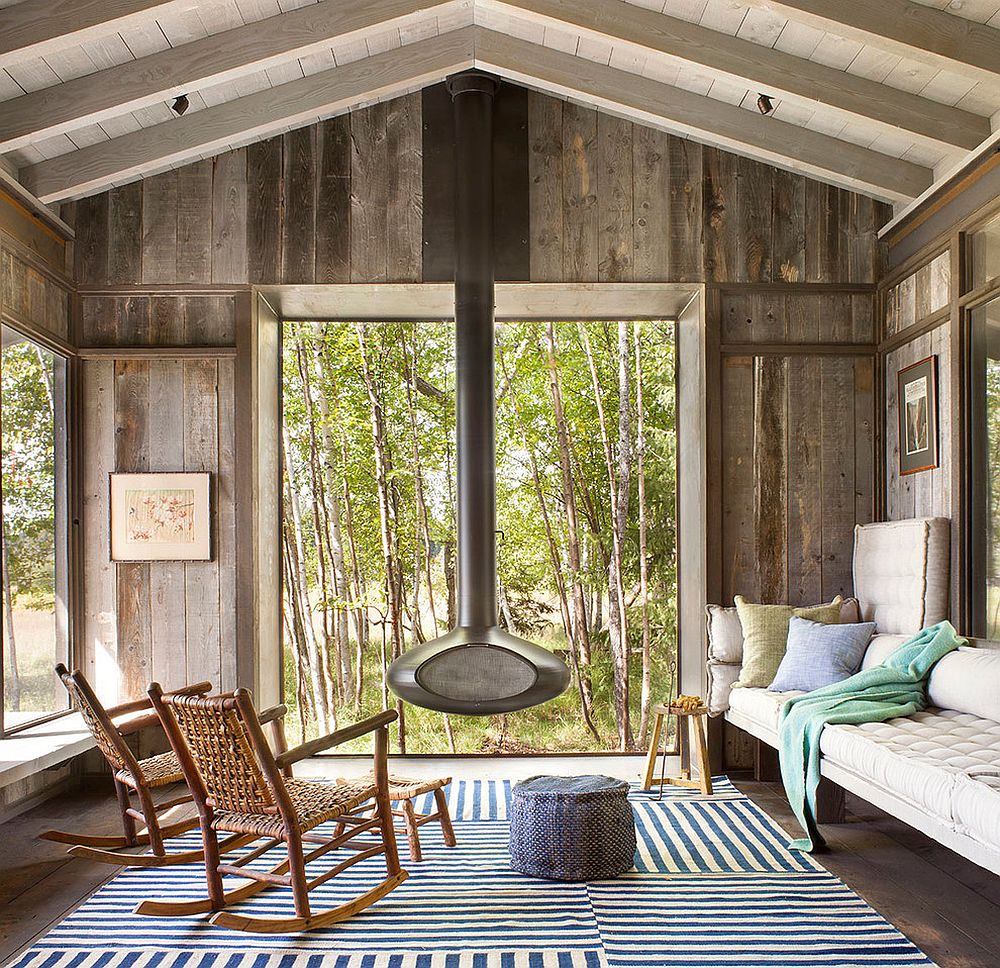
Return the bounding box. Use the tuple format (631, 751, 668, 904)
(778, 620, 965, 852)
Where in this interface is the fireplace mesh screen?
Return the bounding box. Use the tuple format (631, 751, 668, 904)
(415, 645, 538, 703)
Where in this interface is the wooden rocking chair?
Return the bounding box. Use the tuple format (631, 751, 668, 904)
(138, 684, 407, 933)
(40, 665, 281, 867)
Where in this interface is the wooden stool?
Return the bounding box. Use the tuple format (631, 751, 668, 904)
(345, 773, 457, 862)
(642, 703, 713, 795)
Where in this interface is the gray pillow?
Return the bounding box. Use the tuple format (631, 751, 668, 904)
(768, 616, 877, 693)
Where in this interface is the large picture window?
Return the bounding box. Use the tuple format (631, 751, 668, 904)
(280, 319, 678, 753)
(1, 324, 69, 733)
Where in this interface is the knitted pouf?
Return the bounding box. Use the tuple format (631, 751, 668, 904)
(508, 774, 637, 881)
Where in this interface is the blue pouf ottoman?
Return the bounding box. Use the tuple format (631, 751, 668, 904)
(508, 775, 636, 881)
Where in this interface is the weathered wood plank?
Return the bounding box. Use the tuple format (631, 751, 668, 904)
(140, 169, 177, 285)
(315, 115, 351, 284)
(211, 148, 247, 284)
(184, 295, 234, 344)
(183, 359, 221, 686)
(247, 136, 283, 285)
(753, 355, 787, 603)
(176, 158, 213, 283)
(350, 101, 389, 283)
(722, 356, 757, 602)
(786, 355, 823, 604)
(114, 359, 151, 699)
(282, 126, 317, 285)
(81, 360, 118, 701)
(149, 295, 183, 344)
(597, 112, 633, 282)
(805, 180, 843, 283)
(74, 192, 109, 286)
(385, 92, 422, 283)
(854, 355, 875, 528)
(561, 101, 599, 282)
(147, 360, 187, 690)
(737, 156, 772, 283)
(703, 146, 738, 283)
(666, 136, 702, 283)
(527, 90, 563, 283)
(632, 123, 670, 283)
(108, 182, 143, 287)
(217, 356, 237, 689)
(771, 168, 805, 283)
(820, 355, 856, 599)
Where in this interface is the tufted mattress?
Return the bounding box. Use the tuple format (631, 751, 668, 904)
(728, 688, 1000, 856)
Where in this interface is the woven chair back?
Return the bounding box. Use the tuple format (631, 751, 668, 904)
(56, 665, 134, 774)
(163, 693, 276, 815)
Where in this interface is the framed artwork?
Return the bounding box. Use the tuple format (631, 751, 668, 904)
(110, 472, 212, 561)
(897, 355, 939, 476)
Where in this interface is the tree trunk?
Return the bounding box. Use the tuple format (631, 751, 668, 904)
(2, 527, 20, 712)
(499, 341, 599, 741)
(579, 323, 633, 750)
(633, 324, 653, 744)
(543, 325, 593, 705)
(355, 323, 406, 752)
(282, 434, 334, 733)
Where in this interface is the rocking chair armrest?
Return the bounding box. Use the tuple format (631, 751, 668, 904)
(115, 710, 163, 735)
(275, 710, 398, 768)
(105, 696, 153, 718)
(258, 703, 288, 726)
(164, 680, 213, 699)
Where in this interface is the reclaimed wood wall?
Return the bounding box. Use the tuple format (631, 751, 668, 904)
(61, 87, 890, 704)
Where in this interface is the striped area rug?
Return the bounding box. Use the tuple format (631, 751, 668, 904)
(14, 777, 935, 968)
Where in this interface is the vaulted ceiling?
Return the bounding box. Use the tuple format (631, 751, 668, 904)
(2, 0, 999, 208)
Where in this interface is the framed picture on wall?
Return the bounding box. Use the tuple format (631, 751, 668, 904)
(897, 355, 939, 475)
(110, 472, 212, 561)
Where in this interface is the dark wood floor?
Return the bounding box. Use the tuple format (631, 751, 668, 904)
(1, 776, 999, 967)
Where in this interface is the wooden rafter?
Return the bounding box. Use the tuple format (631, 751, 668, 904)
(20, 29, 476, 203)
(474, 29, 933, 202)
(0, 0, 463, 154)
(488, 0, 987, 152)
(745, 0, 1000, 84)
(0, 0, 193, 71)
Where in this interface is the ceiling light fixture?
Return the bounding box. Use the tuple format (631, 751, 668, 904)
(171, 95, 189, 116)
(757, 93, 774, 116)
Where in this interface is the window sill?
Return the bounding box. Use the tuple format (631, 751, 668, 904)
(0, 712, 96, 789)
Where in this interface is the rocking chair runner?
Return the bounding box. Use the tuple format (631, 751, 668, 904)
(41, 665, 285, 867)
(139, 685, 407, 933)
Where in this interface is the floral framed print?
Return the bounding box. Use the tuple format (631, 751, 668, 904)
(110, 472, 212, 561)
(897, 355, 939, 476)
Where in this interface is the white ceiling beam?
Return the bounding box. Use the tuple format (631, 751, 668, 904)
(488, 0, 986, 152)
(473, 29, 933, 202)
(745, 0, 1000, 85)
(0, 0, 466, 154)
(20, 28, 476, 203)
(0, 0, 196, 71)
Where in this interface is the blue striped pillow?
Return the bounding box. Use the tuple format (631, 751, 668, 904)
(768, 616, 877, 693)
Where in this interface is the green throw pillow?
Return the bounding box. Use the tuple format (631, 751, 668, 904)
(733, 595, 843, 689)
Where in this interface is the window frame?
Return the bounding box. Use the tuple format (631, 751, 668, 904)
(0, 322, 73, 737)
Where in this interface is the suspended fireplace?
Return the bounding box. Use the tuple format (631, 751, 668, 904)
(386, 72, 570, 715)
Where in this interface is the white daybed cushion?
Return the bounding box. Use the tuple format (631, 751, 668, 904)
(853, 518, 949, 634)
(860, 633, 909, 670)
(707, 660, 741, 716)
(927, 645, 1000, 723)
(727, 686, 802, 734)
(952, 771, 1000, 853)
(820, 709, 1000, 826)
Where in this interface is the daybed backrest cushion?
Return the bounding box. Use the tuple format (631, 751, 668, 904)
(853, 518, 950, 634)
(927, 642, 1000, 724)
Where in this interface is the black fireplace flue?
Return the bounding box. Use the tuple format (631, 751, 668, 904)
(386, 71, 569, 715)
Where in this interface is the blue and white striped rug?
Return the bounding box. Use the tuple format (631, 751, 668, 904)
(14, 777, 935, 968)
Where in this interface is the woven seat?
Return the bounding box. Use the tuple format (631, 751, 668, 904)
(212, 779, 376, 838)
(343, 772, 456, 862)
(115, 751, 184, 790)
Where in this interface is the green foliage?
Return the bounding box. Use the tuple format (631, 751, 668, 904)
(281, 320, 677, 752)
